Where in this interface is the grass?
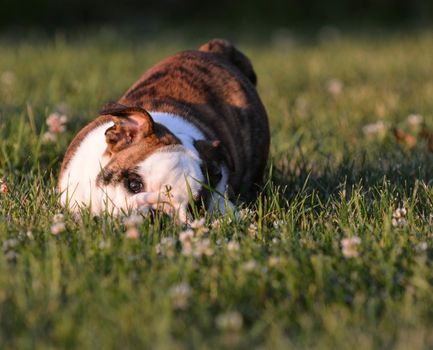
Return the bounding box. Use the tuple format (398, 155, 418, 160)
(1, 28, 433, 349)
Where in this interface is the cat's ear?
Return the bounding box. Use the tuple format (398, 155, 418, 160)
(100, 103, 154, 154)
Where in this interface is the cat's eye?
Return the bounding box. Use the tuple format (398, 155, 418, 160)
(128, 179, 143, 193)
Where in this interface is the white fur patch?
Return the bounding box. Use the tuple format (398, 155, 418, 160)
(152, 113, 233, 214)
(132, 146, 204, 220)
(59, 122, 113, 213)
(151, 112, 205, 156)
(59, 112, 233, 218)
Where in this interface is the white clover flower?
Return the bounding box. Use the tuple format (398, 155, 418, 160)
(123, 213, 143, 227)
(407, 114, 423, 127)
(362, 121, 388, 138)
(326, 79, 343, 96)
(239, 208, 254, 220)
(179, 227, 214, 258)
(180, 235, 213, 257)
(46, 112, 68, 134)
(273, 220, 286, 229)
(123, 212, 143, 239)
(2, 238, 19, 262)
(416, 242, 428, 252)
(271, 237, 280, 245)
(193, 238, 213, 257)
(189, 218, 205, 229)
(0, 183, 8, 193)
(98, 240, 109, 250)
(181, 241, 194, 256)
(392, 207, 408, 228)
(125, 227, 140, 239)
(341, 236, 361, 258)
(242, 259, 257, 271)
(0, 178, 8, 193)
(247, 223, 258, 237)
(53, 213, 65, 223)
(155, 237, 176, 257)
(179, 229, 194, 244)
(50, 222, 66, 235)
(227, 241, 240, 251)
(391, 217, 406, 227)
(169, 282, 192, 310)
(215, 311, 243, 332)
(211, 216, 232, 229)
(26, 231, 34, 240)
(189, 218, 209, 235)
(50, 213, 66, 235)
(211, 218, 223, 230)
(268, 256, 282, 267)
(2, 238, 18, 252)
(179, 230, 195, 256)
(393, 207, 407, 218)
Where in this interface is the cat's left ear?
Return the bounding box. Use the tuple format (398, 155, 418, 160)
(100, 103, 154, 154)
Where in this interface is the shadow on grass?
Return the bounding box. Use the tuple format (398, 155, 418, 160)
(272, 144, 433, 202)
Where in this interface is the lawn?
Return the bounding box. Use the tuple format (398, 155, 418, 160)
(0, 28, 433, 349)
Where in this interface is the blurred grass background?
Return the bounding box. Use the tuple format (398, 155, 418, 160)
(1, 1, 433, 349)
(1, 0, 433, 30)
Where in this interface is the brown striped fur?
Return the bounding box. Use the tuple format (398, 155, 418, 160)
(60, 39, 270, 204)
(118, 39, 270, 200)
